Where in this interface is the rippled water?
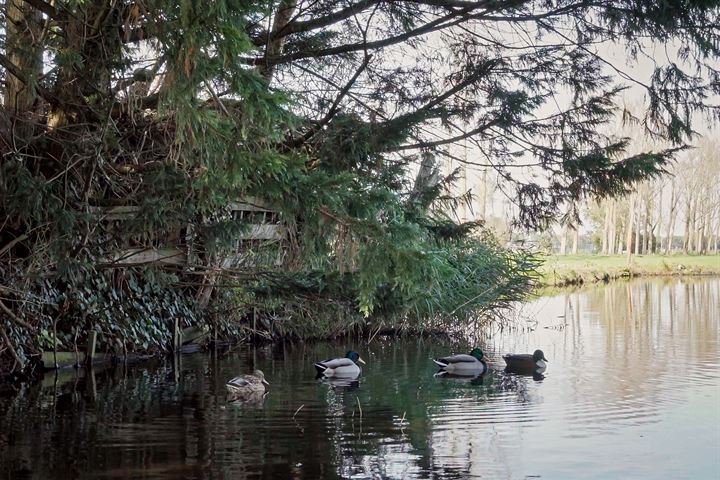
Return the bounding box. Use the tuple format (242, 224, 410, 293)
(1, 277, 718, 479)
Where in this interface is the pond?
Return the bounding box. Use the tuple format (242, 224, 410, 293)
(0, 277, 718, 479)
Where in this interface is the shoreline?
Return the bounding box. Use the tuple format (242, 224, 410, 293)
(537, 254, 720, 287)
(0, 328, 454, 385)
(3, 256, 718, 385)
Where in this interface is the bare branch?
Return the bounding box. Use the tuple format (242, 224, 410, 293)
(287, 54, 373, 148)
(391, 118, 502, 151)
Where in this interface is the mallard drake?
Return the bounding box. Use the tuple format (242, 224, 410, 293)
(226, 369, 269, 397)
(314, 351, 366, 377)
(502, 349, 548, 374)
(433, 348, 489, 374)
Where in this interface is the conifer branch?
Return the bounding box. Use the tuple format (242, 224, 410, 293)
(244, 6, 477, 66)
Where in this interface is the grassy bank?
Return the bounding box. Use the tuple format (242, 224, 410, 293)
(538, 254, 720, 287)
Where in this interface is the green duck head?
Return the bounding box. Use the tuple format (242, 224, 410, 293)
(346, 351, 366, 365)
(469, 348, 485, 361)
(532, 350, 548, 362)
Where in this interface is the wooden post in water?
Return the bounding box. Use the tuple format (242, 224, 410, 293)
(85, 331, 97, 366)
(173, 349, 180, 384)
(172, 318, 182, 353)
(88, 365, 97, 401)
(253, 307, 257, 337)
(53, 318, 58, 370)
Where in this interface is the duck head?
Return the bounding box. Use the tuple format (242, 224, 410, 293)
(469, 348, 485, 361)
(254, 369, 270, 386)
(532, 350, 548, 363)
(346, 351, 366, 365)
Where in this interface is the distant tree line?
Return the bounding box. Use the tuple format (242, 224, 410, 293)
(588, 138, 720, 255)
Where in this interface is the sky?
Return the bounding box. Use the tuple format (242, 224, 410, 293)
(442, 35, 719, 237)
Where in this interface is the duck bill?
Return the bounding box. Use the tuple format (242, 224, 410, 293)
(358, 358, 366, 365)
(542, 357, 549, 362)
(262, 379, 270, 386)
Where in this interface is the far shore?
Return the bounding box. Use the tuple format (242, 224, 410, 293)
(538, 254, 720, 287)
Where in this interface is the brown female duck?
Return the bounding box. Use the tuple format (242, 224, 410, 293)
(226, 370, 269, 399)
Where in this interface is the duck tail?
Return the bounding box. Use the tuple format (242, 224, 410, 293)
(314, 362, 327, 375)
(433, 359, 448, 369)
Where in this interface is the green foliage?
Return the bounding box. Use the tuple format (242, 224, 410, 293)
(1, 267, 196, 365)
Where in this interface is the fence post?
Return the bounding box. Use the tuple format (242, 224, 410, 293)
(85, 331, 97, 366)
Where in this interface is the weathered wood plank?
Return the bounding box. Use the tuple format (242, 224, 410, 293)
(238, 224, 284, 240)
(229, 196, 277, 212)
(105, 248, 187, 266)
(221, 251, 286, 268)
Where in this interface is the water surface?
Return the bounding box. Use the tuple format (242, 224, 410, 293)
(1, 277, 718, 479)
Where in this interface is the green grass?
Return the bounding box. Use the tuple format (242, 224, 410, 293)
(538, 253, 720, 287)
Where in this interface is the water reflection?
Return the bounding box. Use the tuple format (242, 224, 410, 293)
(0, 277, 718, 479)
(318, 376, 361, 391)
(434, 371, 487, 386)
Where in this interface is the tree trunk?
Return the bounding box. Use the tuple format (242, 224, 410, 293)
(4, 0, 43, 134)
(655, 188, 663, 253)
(666, 212, 676, 254)
(703, 221, 712, 254)
(626, 194, 635, 264)
(683, 199, 692, 253)
(559, 224, 568, 255)
(259, 0, 298, 81)
(602, 201, 611, 255)
(665, 181, 677, 254)
(699, 214, 708, 254)
(691, 199, 698, 253)
(411, 152, 440, 209)
(480, 169, 488, 221)
(643, 197, 651, 254)
(608, 200, 617, 255)
(572, 226, 579, 254)
(634, 195, 641, 254)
